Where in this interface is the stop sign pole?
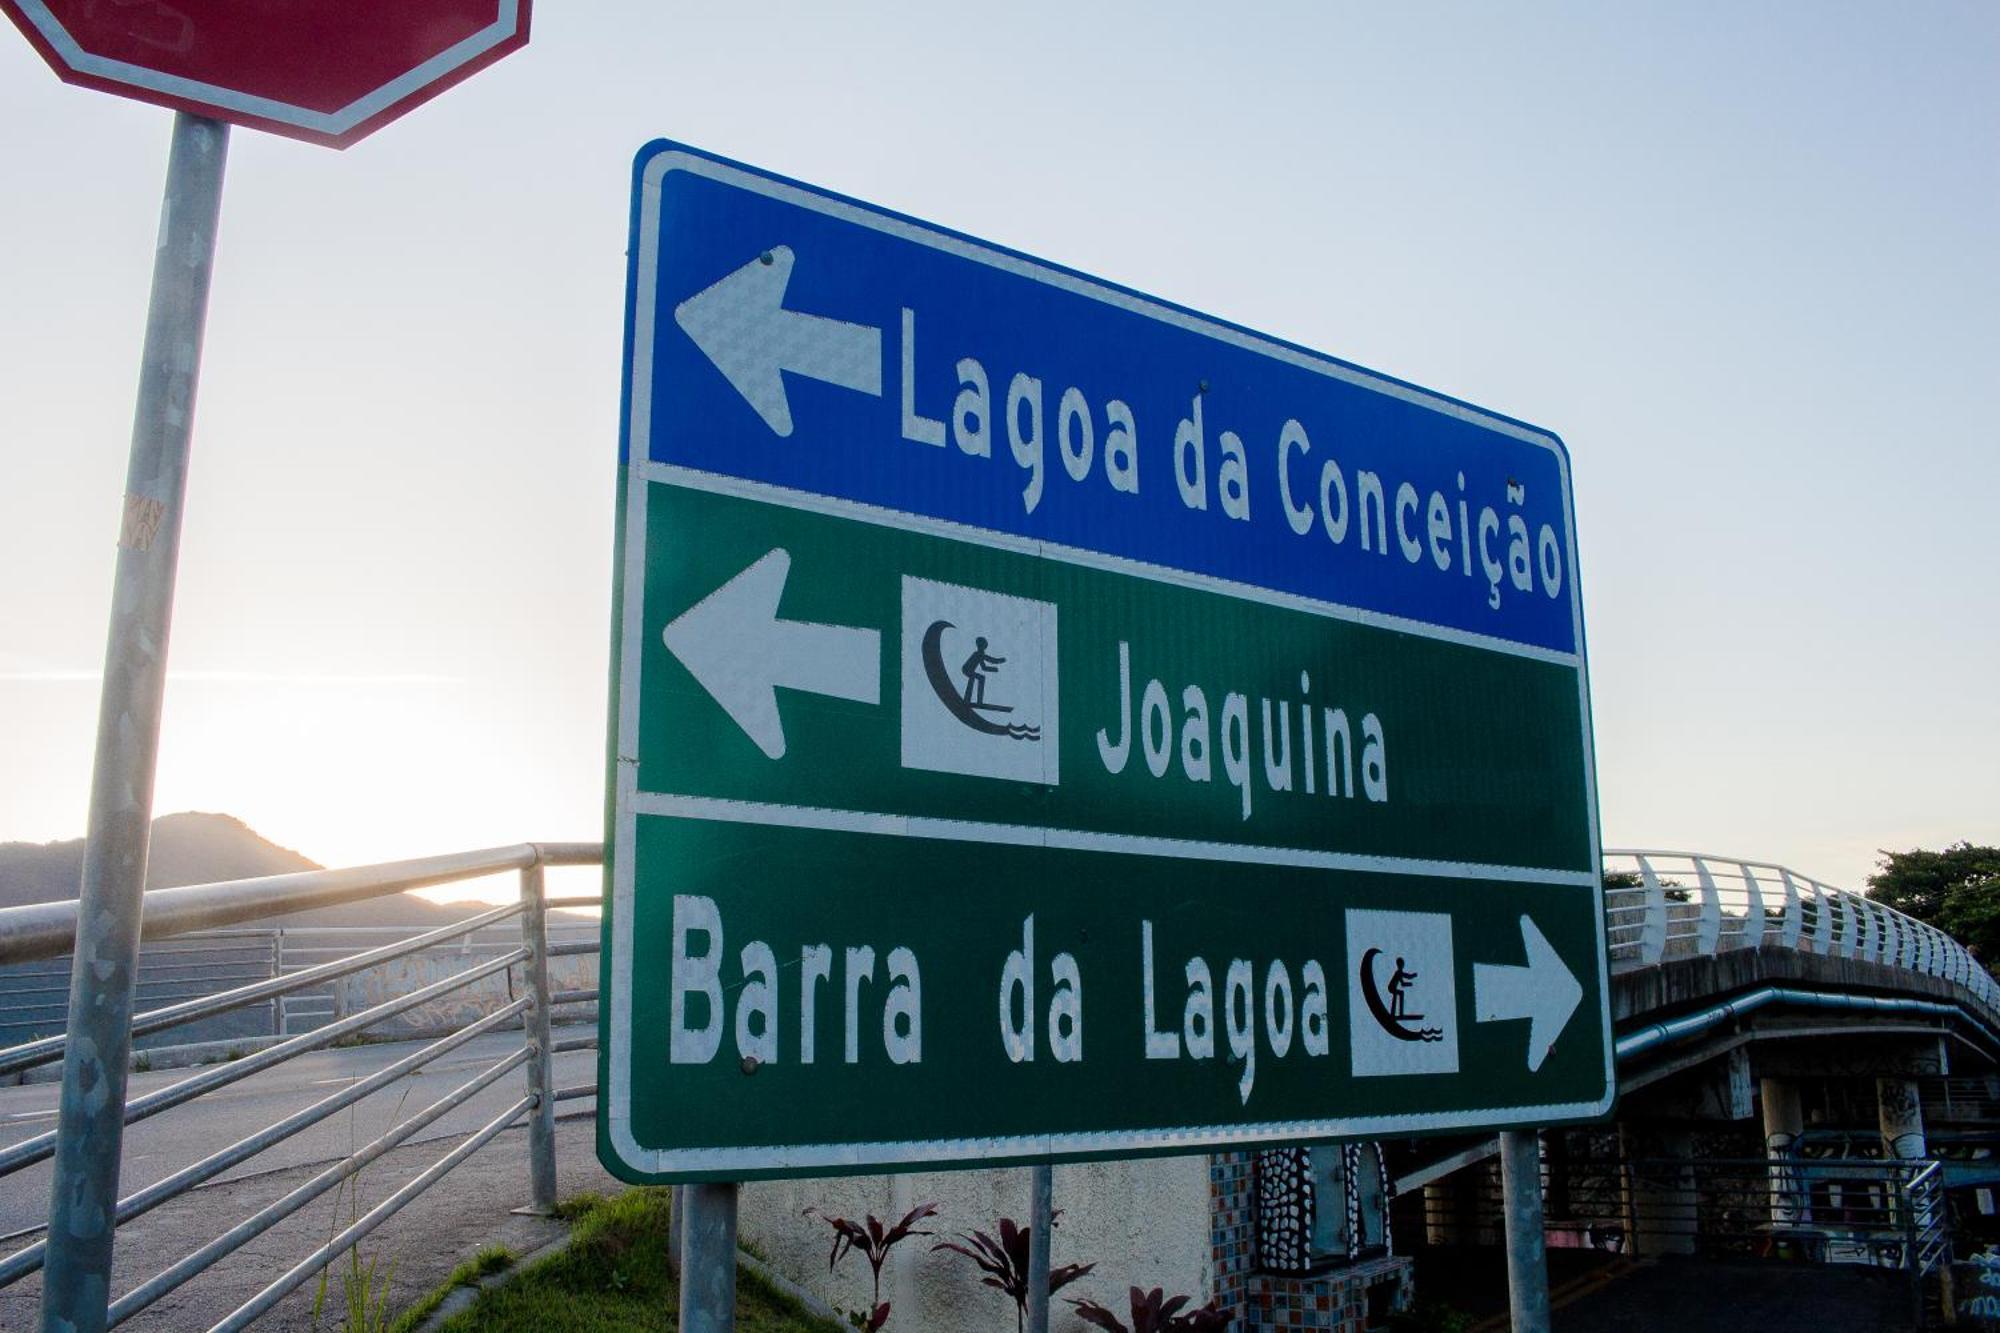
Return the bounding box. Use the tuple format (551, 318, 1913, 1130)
(2, 8, 531, 1330)
(38, 112, 228, 1333)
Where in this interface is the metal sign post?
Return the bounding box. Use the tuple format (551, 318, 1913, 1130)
(600, 142, 1612, 1185)
(1, 11, 538, 1328)
(1026, 1164, 1053, 1333)
(41, 111, 229, 1333)
(678, 1181, 739, 1332)
(1500, 1129, 1551, 1333)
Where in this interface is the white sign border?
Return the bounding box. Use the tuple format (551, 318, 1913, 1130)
(605, 145, 1612, 1179)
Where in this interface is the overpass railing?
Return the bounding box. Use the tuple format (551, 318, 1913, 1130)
(1601, 849, 1997, 1012)
(0, 841, 603, 1331)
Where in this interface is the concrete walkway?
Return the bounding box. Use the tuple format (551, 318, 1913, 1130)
(0, 1083, 617, 1329)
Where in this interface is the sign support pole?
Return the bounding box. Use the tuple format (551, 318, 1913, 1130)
(41, 111, 229, 1333)
(679, 1180, 739, 1332)
(1500, 1129, 1552, 1333)
(1026, 1162, 1053, 1333)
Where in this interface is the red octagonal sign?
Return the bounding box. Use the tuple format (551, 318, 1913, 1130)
(1, 1, 531, 148)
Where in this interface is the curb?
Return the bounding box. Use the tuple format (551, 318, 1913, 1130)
(408, 1231, 572, 1333)
(739, 1247, 842, 1323)
(404, 1209, 838, 1332)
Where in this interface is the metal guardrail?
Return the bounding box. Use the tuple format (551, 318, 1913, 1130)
(1422, 1147, 1947, 1276)
(0, 841, 602, 1330)
(1908, 1159, 1949, 1278)
(1601, 849, 1997, 1013)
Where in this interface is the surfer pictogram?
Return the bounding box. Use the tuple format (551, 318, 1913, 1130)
(921, 621, 1040, 741)
(961, 638, 1004, 706)
(1387, 958, 1417, 1016)
(1359, 947, 1444, 1043)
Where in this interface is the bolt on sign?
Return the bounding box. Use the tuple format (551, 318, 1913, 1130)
(600, 142, 1612, 1182)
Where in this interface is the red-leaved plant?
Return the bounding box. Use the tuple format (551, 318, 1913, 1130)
(805, 1201, 938, 1332)
(932, 1214, 1096, 1333)
(1070, 1285, 1231, 1333)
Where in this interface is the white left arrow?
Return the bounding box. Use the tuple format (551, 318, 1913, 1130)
(1472, 914, 1584, 1073)
(660, 548, 880, 760)
(673, 245, 883, 437)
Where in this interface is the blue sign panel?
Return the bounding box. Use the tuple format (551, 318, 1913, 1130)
(623, 143, 1582, 658)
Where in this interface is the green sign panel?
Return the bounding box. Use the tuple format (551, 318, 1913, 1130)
(600, 144, 1612, 1182)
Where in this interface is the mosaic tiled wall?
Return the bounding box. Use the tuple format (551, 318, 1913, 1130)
(1210, 1152, 1257, 1317)
(1211, 1149, 1413, 1332)
(1243, 1255, 1411, 1331)
(1256, 1148, 1315, 1272)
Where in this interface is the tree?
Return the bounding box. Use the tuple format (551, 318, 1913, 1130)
(1868, 843, 2000, 958)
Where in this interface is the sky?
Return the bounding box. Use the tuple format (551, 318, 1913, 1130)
(1, 2, 1995, 897)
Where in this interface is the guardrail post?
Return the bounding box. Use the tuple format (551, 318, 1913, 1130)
(1695, 860, 1721, 954)
(1730, 858, 1766, 948)
(517, 858, 557, 1214)
(1775, 868, 1804, 948)
(1814, 883, 1842, 955)
(42, 111, 230, 1333)
(271, 930, 286, 1036)
(1500, 1129, 1550, 1333)
(1853, 897, 1879, 963)
(1835, 887, 1863, 961)
(1636, 855, 1666, 965)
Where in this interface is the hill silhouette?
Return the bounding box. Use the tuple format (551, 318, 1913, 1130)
(0, 813, 513, 927)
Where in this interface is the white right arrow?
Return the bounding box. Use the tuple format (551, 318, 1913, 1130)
(673, 245, 883, 437)
(1473, 914, 1583, 1073)
(661, 548, 881, 760)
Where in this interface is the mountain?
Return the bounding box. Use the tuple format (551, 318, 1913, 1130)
(0, 813, 508, 927)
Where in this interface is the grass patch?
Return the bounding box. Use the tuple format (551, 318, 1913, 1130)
(430, 1188, 840, 1332)
(389, 1245, 514, 1333)
(551, 1191, 608, 1222)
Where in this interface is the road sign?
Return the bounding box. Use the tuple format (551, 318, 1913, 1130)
(0, 1, 531, 147)
(601, 141, 1612, 1182)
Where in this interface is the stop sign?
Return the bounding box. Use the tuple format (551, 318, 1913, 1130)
(1, 1, 531, 148)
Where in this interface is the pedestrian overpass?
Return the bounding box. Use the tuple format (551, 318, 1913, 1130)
(1362, 850, 2000, 1330)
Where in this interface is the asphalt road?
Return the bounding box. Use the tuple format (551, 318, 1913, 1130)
(1552, 1255, 1914, 1332)
(0, 1107, 623, 1331)
(0, 1024, 597, 1240)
